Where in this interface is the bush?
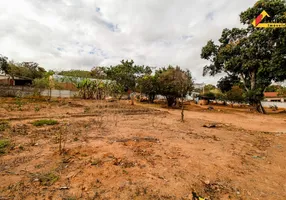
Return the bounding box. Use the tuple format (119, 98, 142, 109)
(32, 119, 59, 127)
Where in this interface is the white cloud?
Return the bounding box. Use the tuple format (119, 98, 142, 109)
(0, 0, 257, 84)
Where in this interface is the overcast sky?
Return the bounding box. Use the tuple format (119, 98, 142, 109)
(0, 0, 257, 84)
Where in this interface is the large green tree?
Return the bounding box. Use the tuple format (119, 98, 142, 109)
(0, 55, 9, 74)
(137, 74, 159, 103)
(157, 66, 193, 107)
(203, 84, 216, 93)
(105, 60, 151, 92)
(90, 66, 107, 79)
(201, 0, 286, 113)
(217, 75, 241, 93)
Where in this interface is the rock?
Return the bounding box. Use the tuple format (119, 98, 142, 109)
(203, 123, 216, 128)
(59, 186, 69, 190)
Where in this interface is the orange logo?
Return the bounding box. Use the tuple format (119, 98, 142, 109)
(252, 10, 286, 28)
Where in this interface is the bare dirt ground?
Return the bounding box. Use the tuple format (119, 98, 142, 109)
(0, 97, 286, 200)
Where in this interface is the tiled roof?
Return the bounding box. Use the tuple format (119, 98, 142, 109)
(264, 92, 279, 97)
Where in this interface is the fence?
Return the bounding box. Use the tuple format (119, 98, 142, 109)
(261, 101, 286, 109)
(0, 85, 78, 98)
(41, 89, 77, 98)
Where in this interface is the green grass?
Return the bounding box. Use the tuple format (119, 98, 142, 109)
(91, 159, 103, 166)
(32, 119, 59, 127)
(36, 172, 59, 186)
(0, 139, 10, 154)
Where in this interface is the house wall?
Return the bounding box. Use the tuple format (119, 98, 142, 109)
(0, 79, 14, 85)
(265, 97, 285, 102)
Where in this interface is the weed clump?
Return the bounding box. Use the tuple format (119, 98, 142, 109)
(32, 119, 59, 127)
(0, 139, 10, 154)
(33, 172, 59, 186)
(0, 121, 10, 132)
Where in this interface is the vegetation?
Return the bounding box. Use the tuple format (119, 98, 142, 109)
(226, 86, 245, 104)
(201, 0, 286, 113)
(0, 54, 9, 74)
(58, 70, 92, 78)
(35, 172, 59, 186)
(217, 76, 241, 93)
(32, 119, 59, 127)
(104, 60, 151, 92)
(0, 121, 10, 132)
(0, 139, 10, 154)
(157, 66, 193, 107)
(137, 75, 159, 103)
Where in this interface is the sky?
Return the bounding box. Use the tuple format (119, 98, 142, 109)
(0, 0, 257, 84)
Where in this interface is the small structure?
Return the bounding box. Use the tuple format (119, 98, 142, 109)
(264, 92, 285, 102)
(0, 74, 32, 86)
(196, 94, 215, 105)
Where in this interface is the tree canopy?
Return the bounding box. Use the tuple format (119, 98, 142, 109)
(201, 0, 286, 113)
(0, 55, 9, 74)
(156, 66, 193, 106)
(58, 70, 92, 78)
(104, 60, 152, 92)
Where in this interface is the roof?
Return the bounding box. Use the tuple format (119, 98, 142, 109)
(0, 74, 32, 80)
(264, 92, 279, 98)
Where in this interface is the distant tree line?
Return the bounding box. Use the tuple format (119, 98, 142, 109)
(0, 56, 194, 107)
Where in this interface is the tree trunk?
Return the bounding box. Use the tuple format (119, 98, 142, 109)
(250, 70, 256, 91)
(181, 95, 184, 122)
(166, 96, 176, 107)
(149, 94, 155, 103)
(131, 92, 134, 105)
(252, 100, 266, 114)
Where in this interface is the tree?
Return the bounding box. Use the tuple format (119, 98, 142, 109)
(217, 75, 241, 93)
(201, 0, 286, 113)
(203, 84, 216, 93)
(226, 86, 244, 105)
(21, 62, 46, 79)
(90, 66, 107, 79)
(58, 70, 92, 78)
(0, 55, 9, 74)
(277, 86, 286, 96)
(137, 75, 159, 103)
(265, 85, 283, 92)
(7, 61, 46, 80)
(33, 71, 55, 99)
(157, 66, 193, 108)
(105, 60, 151, 103)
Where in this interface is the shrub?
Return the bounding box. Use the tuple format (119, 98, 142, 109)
(32, 119, 59, 127)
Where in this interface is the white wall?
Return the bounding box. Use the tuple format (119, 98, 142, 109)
(262, 101, 286, 109)
(41, 89, 77, 98)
